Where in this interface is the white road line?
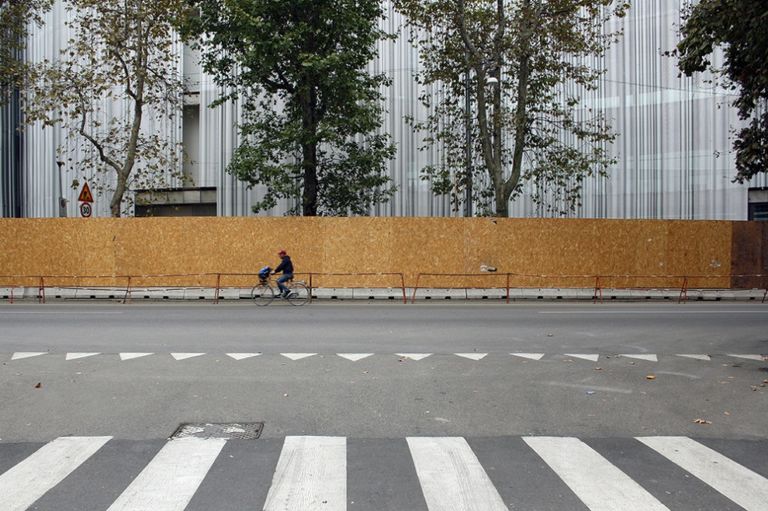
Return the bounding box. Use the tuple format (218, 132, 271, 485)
(564, 354, 600, 362)
(170, 353, 205, 361)
(107, 437, 225, 511)
(281, 353, 316, 361)
(637, 436, 768, 511)
(337, 353, 373, 361)
(0, 436, 111, 511)
(620, 354, 658, 362)
(407, 437, 507, 511)
(676, 354, 711, 361)
(396, 353, 432, 361)
(538, 311, 767, 314)
(120, 353, 154, 361)
(226, 353, 261, 360)
(11, 352, 46, 360)
(728, 354, 766, 361)
(523, 436, 669, 511)
(65, 352, 100, 360)
(263, 436, 346, 511)
(455, 353, 488, 360)
(511, 353, 545, 360)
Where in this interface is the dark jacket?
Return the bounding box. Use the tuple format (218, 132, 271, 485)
(274, 255, 294, 275)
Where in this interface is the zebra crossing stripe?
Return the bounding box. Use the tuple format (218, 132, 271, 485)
(0, 436, 111, 511)
(523, 437, 669, 511)
(407, 437, 507, 511)
(637, 436, 768, 511)
(106, 437, 226, 511)
(263, 436, 346, 511)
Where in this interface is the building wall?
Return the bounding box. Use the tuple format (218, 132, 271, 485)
(9, 0, 768, 219)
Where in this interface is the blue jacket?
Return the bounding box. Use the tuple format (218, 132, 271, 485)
(274, 256, 294, 275)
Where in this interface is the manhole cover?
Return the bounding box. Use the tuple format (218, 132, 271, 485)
(169, 422, 264, 440)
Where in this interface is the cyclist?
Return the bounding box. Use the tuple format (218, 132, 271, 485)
(272, 249, 294, 298)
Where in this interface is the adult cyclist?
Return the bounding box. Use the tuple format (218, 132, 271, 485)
(272, 249, 294, 298)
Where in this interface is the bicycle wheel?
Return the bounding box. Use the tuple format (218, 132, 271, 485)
(286, 281, 310, 306)
(250, 283, 275, 306)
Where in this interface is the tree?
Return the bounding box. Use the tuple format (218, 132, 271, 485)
(186, 0, 396, 216)
(676, 0, 768, 184)
(25, 0, 190, 217)
(0, 0, 52, 99)
(395, 0, 628, 217)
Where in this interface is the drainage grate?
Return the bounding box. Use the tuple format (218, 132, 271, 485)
(169, 422, 264, 440)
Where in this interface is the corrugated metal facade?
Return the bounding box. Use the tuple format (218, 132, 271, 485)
(9, 0, 766, 219)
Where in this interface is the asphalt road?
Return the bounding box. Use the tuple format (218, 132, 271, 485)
(1, 301, 766, 510)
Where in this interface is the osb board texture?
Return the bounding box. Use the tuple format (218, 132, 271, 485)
(730, 222, 768, 289)
(0, 218, 738, 289)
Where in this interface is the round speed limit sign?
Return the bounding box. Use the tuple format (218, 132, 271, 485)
(80, 202, 92, 218)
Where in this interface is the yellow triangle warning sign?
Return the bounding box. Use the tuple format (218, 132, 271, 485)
(78, 182, 94, 203)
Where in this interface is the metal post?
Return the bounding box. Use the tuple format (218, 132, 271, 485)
(56, 161, 67, 217)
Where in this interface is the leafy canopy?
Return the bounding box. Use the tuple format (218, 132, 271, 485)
(677, 0, 768, 183)
(187, 0, 396, 216)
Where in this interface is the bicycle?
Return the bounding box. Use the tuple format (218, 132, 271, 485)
(251, 274, 311, 306)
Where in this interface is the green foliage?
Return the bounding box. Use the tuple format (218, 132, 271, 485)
(395, 0, 628, 216)
(676, 0, 768, 183)
(0, 0, 52, 99)
(186, 0, 396, 216)
(25, 0, 189, 216)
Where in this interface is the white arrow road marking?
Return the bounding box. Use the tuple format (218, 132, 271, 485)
(337, 353, 374, 361)
(407, 437, 508, 511)
(638, 436, 768, 511)
(226, 353, 261, 360)
(524, 436, 669, 511)
(0, 436, 111, 511)
(119, 353, 153, 361)
(107, 437, 226, 511)
(564, 354, 600, 362)
(65, 352, 100, 360)
(263, 436, 346, 511)
(620, 354, 658, 362)
(396, 353, 432, 361)
(511, 353, 545, 360)
(11, 352, 47, 360)
(455, 353, 488, 361)
(728, 354, 765, 361)
(171, 353, 205, 361)
(281, 353, 316, 361)
(676, 354, 711, 361)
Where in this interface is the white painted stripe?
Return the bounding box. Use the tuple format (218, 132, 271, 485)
(337, 353, 373, 361)
(564, 354, 600, 362)
(281, 353, 316, 361)
(676, 354, 711, 361)
(523, 436, 669, 511)
(107, 437, 225, 511)
(263, 436, 346, 511)
(0, 436, 111, 511)
(226, 353, 261, 360)
(728, 354, 766, 361)
(621, 354, 658, 362)
(407, 437, 507, 511)
(171, 353, 205, 361)
(119, 353, 154, 361)
(396, 353, 432, 361)
(511, 352, 545, 360)
(637, 436, 768, 511)
(455, 353, 488, 361)
(11, 352, 47, 360)
(66, 352, 100, 360)
(539, 310, 767, 314)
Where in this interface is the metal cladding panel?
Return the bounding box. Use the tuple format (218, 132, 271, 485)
(14, 0, 768, 219)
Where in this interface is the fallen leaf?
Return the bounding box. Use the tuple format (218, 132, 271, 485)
(646, 375, 656, 380)
(34, 382, 41, 389)
(724, 411, 731, 416)
(594, 367, 603, 371)
(693, 418, 712, 425)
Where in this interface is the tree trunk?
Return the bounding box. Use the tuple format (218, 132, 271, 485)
(301, 85, 318, 216)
